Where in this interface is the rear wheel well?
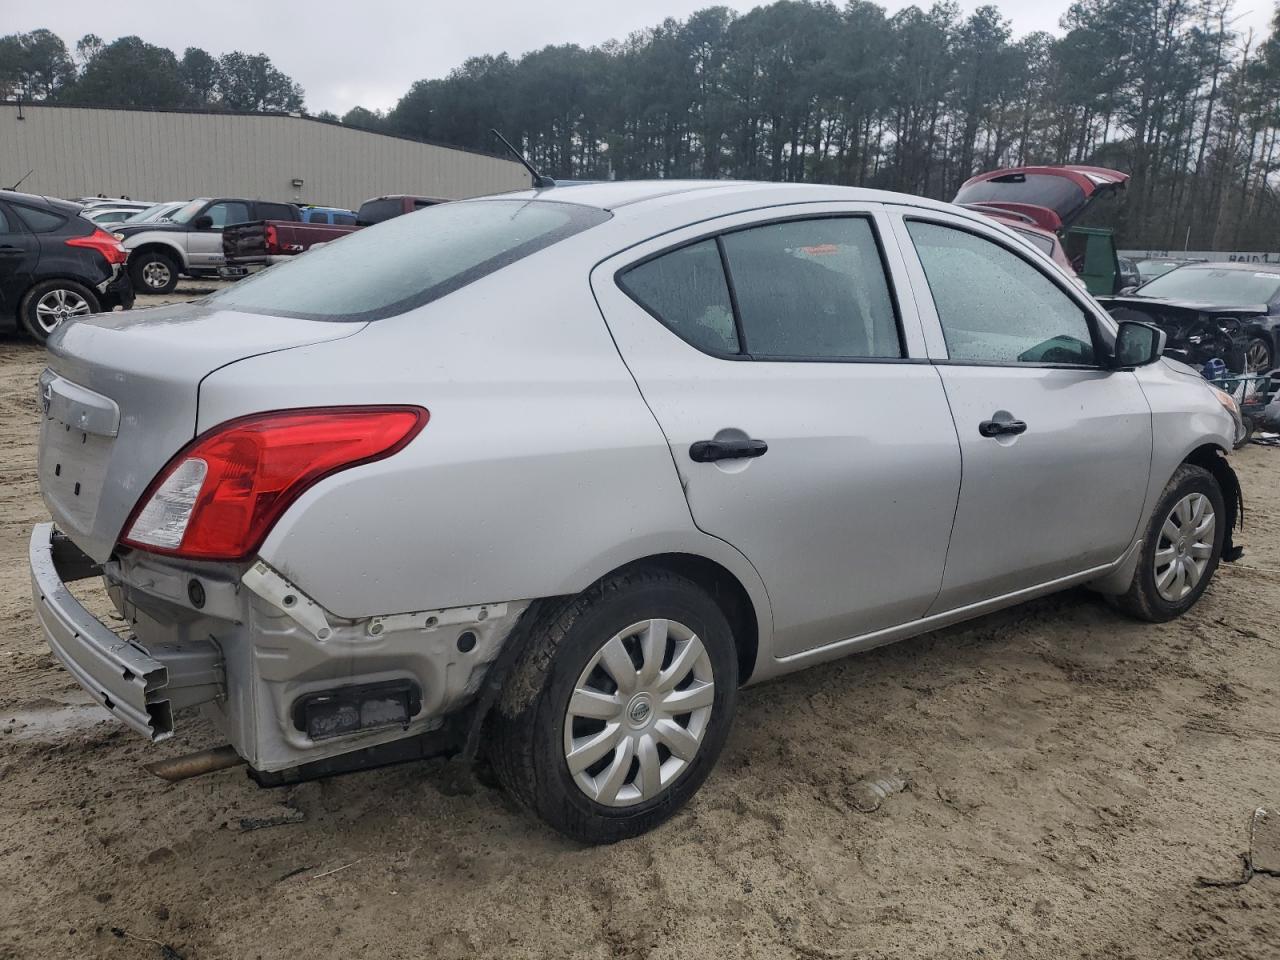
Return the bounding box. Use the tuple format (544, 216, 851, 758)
(461, 552, 761, 770)
(609, 553, 760, 684)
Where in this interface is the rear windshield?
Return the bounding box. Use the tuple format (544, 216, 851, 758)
(955, 173, 1087, 221)
(1135, 267, 1280, 304)
(357, 198, 404, 225)
(207, 199, 610, 321)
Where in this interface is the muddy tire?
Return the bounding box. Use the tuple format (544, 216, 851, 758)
(129, 250, 179, 295)
(19, 279, 99, 345)
(488, 567, 737, 844)
(1115, 464, 1225, 623)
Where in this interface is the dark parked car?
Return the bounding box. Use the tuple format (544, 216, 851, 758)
(355, 194, 447, 226)
(1099, 262, 1280, 373)
(0, 190, 132, 344)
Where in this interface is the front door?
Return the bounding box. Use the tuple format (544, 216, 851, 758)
(593, 205, 962, 658)
(890, 209, 1153, 613)
(0, 201, 38, 316)
(187, 200, 252, 270)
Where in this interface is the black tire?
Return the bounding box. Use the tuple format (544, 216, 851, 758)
(488, 567, 738, 844)
(18, 279, 100, 345)
(129, 250, 179, 295)
(1115, 464, 1225, 623)
(1245, 335, 1274, 374)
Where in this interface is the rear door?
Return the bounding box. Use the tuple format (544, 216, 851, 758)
(0, 201, 38, 317)
(187, 200, 252, 270)
(592, 203, 962, 658)
(889, 206, 1152, 612)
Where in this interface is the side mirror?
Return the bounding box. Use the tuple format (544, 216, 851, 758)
(1118, 285, 1138, 296)
(193, 215, 214, 230)
(1114, 320, 1166, 368)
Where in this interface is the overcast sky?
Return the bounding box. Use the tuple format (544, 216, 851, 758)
(8, 0, 1276, 116)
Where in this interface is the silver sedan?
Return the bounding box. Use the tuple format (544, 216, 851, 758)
(31, 181, 1245, 843)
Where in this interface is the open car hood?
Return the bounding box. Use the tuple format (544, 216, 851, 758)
(1097, 295, 1269, 317)
(954, 165, 1129, 232)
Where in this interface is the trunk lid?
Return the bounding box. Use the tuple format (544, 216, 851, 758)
(954, 165, 1129, 231)
(39, 302, 365, 562)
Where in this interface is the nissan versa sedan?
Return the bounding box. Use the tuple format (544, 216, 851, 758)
(30, 181, 1245, 843)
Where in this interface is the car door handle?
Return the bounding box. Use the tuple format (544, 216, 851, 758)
(979, 418, 1028, 438)
(689, 438, 769, 463)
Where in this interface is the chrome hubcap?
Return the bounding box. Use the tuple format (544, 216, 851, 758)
(563, 618, 714, 808)
(142, 260, 171, 289)
(1154, 492, 1216, 602)
(34, 288, 91, 334)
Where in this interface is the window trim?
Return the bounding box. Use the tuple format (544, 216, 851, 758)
(616, 212, 913, 364)
(902, 214, 1110, 370)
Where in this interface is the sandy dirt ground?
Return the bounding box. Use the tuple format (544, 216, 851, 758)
(1, 285, 1278, 959)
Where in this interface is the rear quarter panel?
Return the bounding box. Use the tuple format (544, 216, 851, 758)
(196, 244, 773, 638)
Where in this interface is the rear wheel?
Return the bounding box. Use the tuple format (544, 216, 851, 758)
(489, 568, 737, 843)
(129, 250, 179, 295)
(1116, 464, 1225, 622)
(19, 280, 98, 345)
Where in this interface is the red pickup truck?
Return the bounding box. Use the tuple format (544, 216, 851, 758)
(220, 194, 447, 277)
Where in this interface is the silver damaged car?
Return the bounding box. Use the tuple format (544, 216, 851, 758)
(30, 181, 1246, 842)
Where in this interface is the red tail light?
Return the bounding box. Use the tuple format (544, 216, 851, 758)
(66, 229, 128, 265)
(264, 224, 279, 253)
(121, 407, 429, 561)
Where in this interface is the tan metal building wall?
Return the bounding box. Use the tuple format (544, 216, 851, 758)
(0, 102, 530, 207)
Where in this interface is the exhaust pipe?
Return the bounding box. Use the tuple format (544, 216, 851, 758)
(145, 745, 245, 782)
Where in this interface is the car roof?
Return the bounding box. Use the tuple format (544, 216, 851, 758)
(478, 179, 961, 216)
(1, 189, 83, 214)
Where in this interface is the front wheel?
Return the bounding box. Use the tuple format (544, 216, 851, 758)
(1246, 335, 1274, 374)
(488, 568, 738, 843)
(1115, 464, 1225, 622)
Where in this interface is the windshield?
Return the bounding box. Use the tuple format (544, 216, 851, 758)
(208, 199, 611, 321)
(127, 202, 177, 223)
(168, 199, 210, 225)
(1135, 259, 1188, 280)
(1136, 267, 1280, 304)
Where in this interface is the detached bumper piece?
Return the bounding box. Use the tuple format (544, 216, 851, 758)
(29, 523, 223, 740)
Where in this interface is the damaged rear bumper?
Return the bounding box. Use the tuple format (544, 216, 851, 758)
(28, 522, 222, 740)
(31, 522, 530, 775)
